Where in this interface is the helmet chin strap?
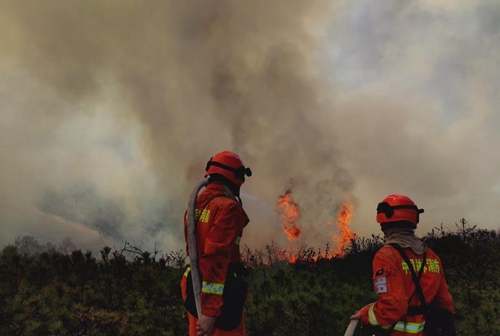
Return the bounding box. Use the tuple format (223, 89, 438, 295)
(377, 202, 424, 221)
(205, 159, 252, 180)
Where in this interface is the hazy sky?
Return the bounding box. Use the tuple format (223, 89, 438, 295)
(1, 0, 499, 254)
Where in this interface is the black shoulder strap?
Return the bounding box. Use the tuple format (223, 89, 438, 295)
(388, 243, 428, 312)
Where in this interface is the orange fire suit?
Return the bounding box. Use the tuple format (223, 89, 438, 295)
(359, 245, 454, 335)
(181, 182, 249, 336)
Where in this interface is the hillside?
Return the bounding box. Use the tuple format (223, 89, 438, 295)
(1, 219, 499, 335)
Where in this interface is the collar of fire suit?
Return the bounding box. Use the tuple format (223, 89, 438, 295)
(202, 183, 239, 203)
(384, 228, 427, 254)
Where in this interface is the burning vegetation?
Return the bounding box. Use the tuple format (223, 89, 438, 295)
(276, 189, 302, 241)
(276, 188, 355, 261)
(331, 196, 356, 257)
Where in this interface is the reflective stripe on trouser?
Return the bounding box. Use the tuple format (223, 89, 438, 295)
(202, 281, 224, 295)
(184, 267, 191, 277)
(382, 321, 425, 334)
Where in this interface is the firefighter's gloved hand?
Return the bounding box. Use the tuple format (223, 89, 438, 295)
(196, 315, 217, 336)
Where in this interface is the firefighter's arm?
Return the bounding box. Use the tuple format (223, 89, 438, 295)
(360, 248, 409, 327)
(199, 201, 243, 317)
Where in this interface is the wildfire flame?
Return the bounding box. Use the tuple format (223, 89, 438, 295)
(277, 189, 302, 241)
(331, 199, 355, 257)
(276, 189, 355, 262)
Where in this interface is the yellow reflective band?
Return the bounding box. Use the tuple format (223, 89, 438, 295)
(183, 267, 191, 277)
(235, 236, 241, 245)
(201, 281, 224, 295)
(368, 304, 380, 326)
(392, 321, 425, 333)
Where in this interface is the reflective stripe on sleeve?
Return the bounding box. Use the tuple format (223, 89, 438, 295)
(235, 236, 241, 245)
(392, 321, 425, 334)
(183, 267, 191, 277)
(368, 304, 380, 326)
(201, 281, 225, 295)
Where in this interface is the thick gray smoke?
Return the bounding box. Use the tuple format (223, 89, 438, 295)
(1, 1, 499, 253)
(325, 0, 500, 234)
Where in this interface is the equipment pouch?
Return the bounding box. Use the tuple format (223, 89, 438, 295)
(215, 263, 248, 330)
(184, 263, 249, 331)
(423, 305, 457, 336)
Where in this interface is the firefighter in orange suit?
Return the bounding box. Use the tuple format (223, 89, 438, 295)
(181, 151, 251, 336)
(350, 194, 455, 335)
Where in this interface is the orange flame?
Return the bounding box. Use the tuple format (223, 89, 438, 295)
(275, 189, 355, 262)
(276, 248, 299, 263)
(277, 189, 302, 241)
(331, 197, 355, 257)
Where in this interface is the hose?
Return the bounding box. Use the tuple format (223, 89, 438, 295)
(343, 320, 359, 336)
(187, 179, 209, 318)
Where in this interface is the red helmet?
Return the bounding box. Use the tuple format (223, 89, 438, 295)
(204, 151, 252, 187)
(376, 194, 424, 227)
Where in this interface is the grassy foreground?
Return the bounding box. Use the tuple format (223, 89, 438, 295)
(1, 219, 499, 335)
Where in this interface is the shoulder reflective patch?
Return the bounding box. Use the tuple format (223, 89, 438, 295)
(199, 209, 210, 223)
(374, 276, 387, 294)
(195, 209, 211, 223)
